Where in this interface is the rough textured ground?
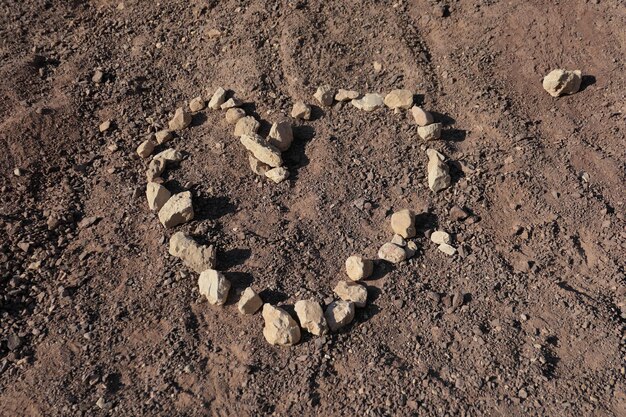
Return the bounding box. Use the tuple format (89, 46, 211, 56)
(1, 0, 625, 416)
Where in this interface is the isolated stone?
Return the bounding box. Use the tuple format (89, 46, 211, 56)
(198, 269, 230, 306)
(262, 304, 301, 346)
(268, 121, 293, 151)
(384, 89, 413, 109)
(335, 89, 360, 101)
(189, 96, 206, 112)
(240, 134, 282, 167)
(345, 255, 373, 281)
(234, 116, 260, 137)
(225, 108, 246, 124)
(418, 123, 442, 141)
(158, 191, 194, 228)
(92, 70, 104, 83)
(136, 139, 155, 158)
(324, 301, 355, 332)
(378, 242, 406, 264)
(220, 97, 242, 110)
(205, 28, 221, 39)
(391, 209, 416, 238)
(146, 158, 165, 181)
(155, 130, 173, 144)
(168, 107, 192, 131)
(154, 148, 184, 164)
(291, 101, 311, 120)
(248, 154, 271, 176)
(238, 287, 263, 314)
(431, 230, 451, 245)
(169, 231, 216, 273)
(99, 120, 111, 132)
(334, 281, 367, 308)
(294, 300, 328, 336)
(411, 106, 434, 126)
(427, 148, 451, 192)
(438, 243, 457, 256)
(146, 182, 171, 211)
(449, 205, 469, 221)
(313, 85, 335, 106)
(351, 93, 384, 111)
(265, 167, 290, 183)
(542, 69, 582, 97)
(208, 87, 227, 110)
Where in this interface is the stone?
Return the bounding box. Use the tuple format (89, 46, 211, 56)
(268, 121, 293, 151)
(198, 269, 230, 306)
(136, 139, 155, 158)
(265, 167, 290, 183)
(92, 70, 104, 83)
(391, 234, 406, 246)
(262, 304, 301, 346)
(438, 243, 457, 256)
(189, 96, 206, 112)
(334, 281, 367, 308)
(146, 182, 171, 211)
(345, 255, 373, 281)
(351, 93, 384, 111)
(391, 209, 416, 238)
(378, 242, 406, 264)
(418, 123, 442, 141)
(248, 154, 271, 176)
(294, 300, 328, 336)
(240, 134, 282, 167)
(324, 301, 355, 332)
(155, 130, 173, 144)
(542, 69, 582, 97)
(206, 28, 221, 39)
(384, 89, 414, 109)
(238, 287, 263, 315)
(427, 148, 451, 192)
(220, 97, 242, 110)
(99, 120, 111, 132)
(405, 241, 418, 258)
(234, 116, 260, 137)
(225, 108, 246, 124)
(291, 101, 311, 120)
(158, 191, 194, 228)
(335, 89, 360, 101)
(168, 231, 216, 273)
(168, 107, 192, 131)
(313, 85, 335, 106)
(449, 205, 469, 221)
(154, 148, 184, 164)
(411, 106, 434, 126)
(431, 230, 451, 245)
(208, 87, 227, 110)
(373, 61, 383, 73)
(146, 158, 165, 182)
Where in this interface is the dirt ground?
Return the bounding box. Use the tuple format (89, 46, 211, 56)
(1, 0, 625, 416)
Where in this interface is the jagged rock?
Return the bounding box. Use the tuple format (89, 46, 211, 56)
(418, 123, 442, 141)
(137, 139, 155, 158)
(268, 121, 293, 151)
(240, 134, 282, 167)
(248, 154, 271, 176)
(155, 130, 173, 144)
(378, 242, 406, 264)
(208, 87, 227, 109)
(391, 209, 416, 238)
(146, 182, 171, 211)
(198, 269, 230, 306)
(169, 231, 216, 273)
(146, 158, 165, 182)
(225, 108, 246, 124)
(313, 85, 335, 106)
(384, 89, 414, 109)
(189, 96, 206, 112)
(234, 116, 260, 137)
(220, 97, 242, 110)
(291, 101, 311, 120)
(158, 191, 194, 228)
(238, 287, 263, 315)
(543, 69, 582, 97)
(168, 107, 192, 131)
(431, 230, 451, 245)
(262, 304, 301, 346)
(294, 300, 328, 336)
(334, 281, 367, 308)
(351, 93, 384, 111)
(154, 148, 184, 163)
(427, 148, 451, 192)
(335, 89, 360, 101)
(345, 255, 373, 281)
(265, 167, 289, 183)
(99, 120, 111, 132)
(324, 301, 355, 332)
(411, 106, 434, 126)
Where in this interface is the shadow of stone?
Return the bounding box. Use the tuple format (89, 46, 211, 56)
(192, 195, 237, 221)
(579, 75, 596, 92)
(442, 128, 467, 142)
(223, 272, 254, 306)
(430, 111, 456, 125)
(308, 105, 326, 121)
(415, 211, 439, 232)
(219, 248, 252, 270)
(447, 160, 466, 186)
(258, 289, 289, 305)
(284, 125, 315, 178)
(190, 112, 207, 128)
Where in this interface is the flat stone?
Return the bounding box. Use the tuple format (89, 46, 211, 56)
(208, 87, 227, 110)
(248, 154, 271, 176)
(158, 191, 194, 228)
(136, 139, 155, 158)
(220, 97, 242, 110)
(168, 107, 192, 131)
(238, 287, 263, 314)
(198, 269, 230, 306)
(438, 243, 457, 256)
(268, 121, 293, 151)
(155, 130, 173, 144)
(351, 93, 384, 111)
(378, 242, 406, 264)
(543, 69, 582, 97)
(391, 209, 416, 238)
(99, 120, 111, 132)
(291, 101, 311, 120)
(265, 167, 290, 183)
(345, 255, 373, 281)
(169, 231, 216, 273)
(334, 281, 367, 308)
(234, 116, 260, 137)
(154, 148, 184, 164)
(427, 148, 451, 192)
(411, 106, 434, 126)
(262, 304, 301, 346)
(431, 230, 451, 245)
(146, 182, 171, 211)
(294, 300, 328, 336)
(335, 89, 360, 101)
(324, 301, 355, 332)
(225, 108, 246, 124)
(418, 123, 442, 141)
(384, 89, 414, 109)
(313, 85, 335, 106)
(240, 134, 282, 167)
(189, 96, 206, 112)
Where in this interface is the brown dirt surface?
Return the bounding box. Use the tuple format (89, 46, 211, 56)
(1, 1, 625, 416)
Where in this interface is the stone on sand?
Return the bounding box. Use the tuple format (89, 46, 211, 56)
(427, 148, 451, 192)
(262, 304, 301, 346)
(335, 89, 360, 102)
(137, 139, 155, 158)
(411, 106, 434, 126)
(431, 230, 451, 245)
(239, 134, 282, 167)
(168, 107, 192, 131)
(378, 242, 406, 264)
(155, 130, 173, 144)
(294, 300, 328, 336)
(248, 154, 271, 176)
(234, 116, 260, 137)
(418, 123, 442, 141)
(351, 93, 384, 112)
(345, 255, 373, 281)
(208, 87, 227, 110)
(169, 231, 216, 273)
(291, 101, 311, 120)
(158, 191, 194, 228)
(146, 182, 171, 211)
(146, 158, 165, 182)
(542, 69, 582, 97)
(313, 85, 335, 106)
(384, 89, 414, 109)
(225, 108, 246, 124)
(268, 121, 293, 151)
(198, 269, 230, 306)
(220, 97, 242, 110)
(324, 301, 355, 332)
(391, 209, 416, 238)
(334, 281, 367, 308)
(189, 96, 206, 112)
(265, 167, 290, 183)
(238, 287, 263, 315)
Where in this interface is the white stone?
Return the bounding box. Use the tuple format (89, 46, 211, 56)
(351, 93, 384, 111)
(168, 107, 192, 131)
(335, 89, 360, 101)
(155, 130, 173, 144)
(391, 209, 416, 238)
(334, 281, 367, 308)
(99, 120, 111, 132)
(291, 101, 311, 120)
(391, 234, 406, 246)
(268, 121, 293, 151)
(225, 108, 246, 124)
(154, 148, 183, 164)
(238, 287, 263, 315)
(189, 96, 206, 112)
(384, 89, 413, 109)
(158, 191, 194, 228)
(146, 182, 171, 211)
(431, 230, 451, 245)
(427, 148, 451, 192)
(345, 256, 373, 281)
(543, 69, 582, 97)
(378, 242, 406, 264)
(169, 231, 216, 273)
(234, 116, 260, 137)
(240, 134, 282, 167)
(198, 269, 230, 306)
(136, 139, 155, 158)
(411, 106, 434, 126)
(146, 158, 165, 182)
(438, 243, 457, 256)
(220, 97, 242, 110)
(313, 85, 335, 106)
(248, 154, 271, 176)
(262, 304, 301, 346)
(294, 300, 328, 336)
(208, 87, 227, 110)
(324, 301, 355, 332)
(265, 167, 290, 183)
(418, 123, 442, 141)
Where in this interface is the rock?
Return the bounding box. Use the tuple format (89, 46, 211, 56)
(384, 89, 414, 109)
(268, 121, 293, 151)
(205, 28, 221, 39)
(146, 158, 165, 182)
(265, 167, 290, 183)
(335, 89, 360, 101)
(334, 281, 367, 308)
(313, 85, 335, 106)
(542, 69, 582, 97)
(240, 134, 282, 167)
(449, 205, 469, 221)
(225, 108, 246, 124)
(391, 209, 416, 238)
(438, 243, 456, 256)
(411, 106, 434, 126)
(155, 130, 173, 144)
(198, 269, 230, 306)
(78, 216, 100, 229)
(168, 231, 216, 273)
(262, 304, 301, 346)
(168, 107, 192, 131)
(146, 182, 171, 211)
(373, 61, 383, 73)
(158, 191, 194, 228)
(405, 241, 418, 258)
(427, 148, 451, 192)
(189, 96, 206, 112)
(208, 87, 227, 110)
(238, 287, 263, 314)
(248, 154, 271, 176)
(294, 300, 328, 336)
(291, 101, 311, 120)
(351, 93, 384, 111)
(345, 255, 373, 281)
(13, 167, 24, 176)
(324, 301, 355, 332)
(378, 242, 406, 264)
(220, 97, 242, 110)
(92, 70, 104, 83)
(7, 332, 22, 350)
(154, 148, 184, 164)
(417, 123, 442, 141)
(391, 234, 406, 246)
(136, 139, 155, 158)
(234, 116, 260, 137)
(431, 230, 451, 245)
(99, 120, 111, 132)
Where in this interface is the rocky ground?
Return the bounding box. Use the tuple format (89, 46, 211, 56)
(1, 0, 625, 416)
